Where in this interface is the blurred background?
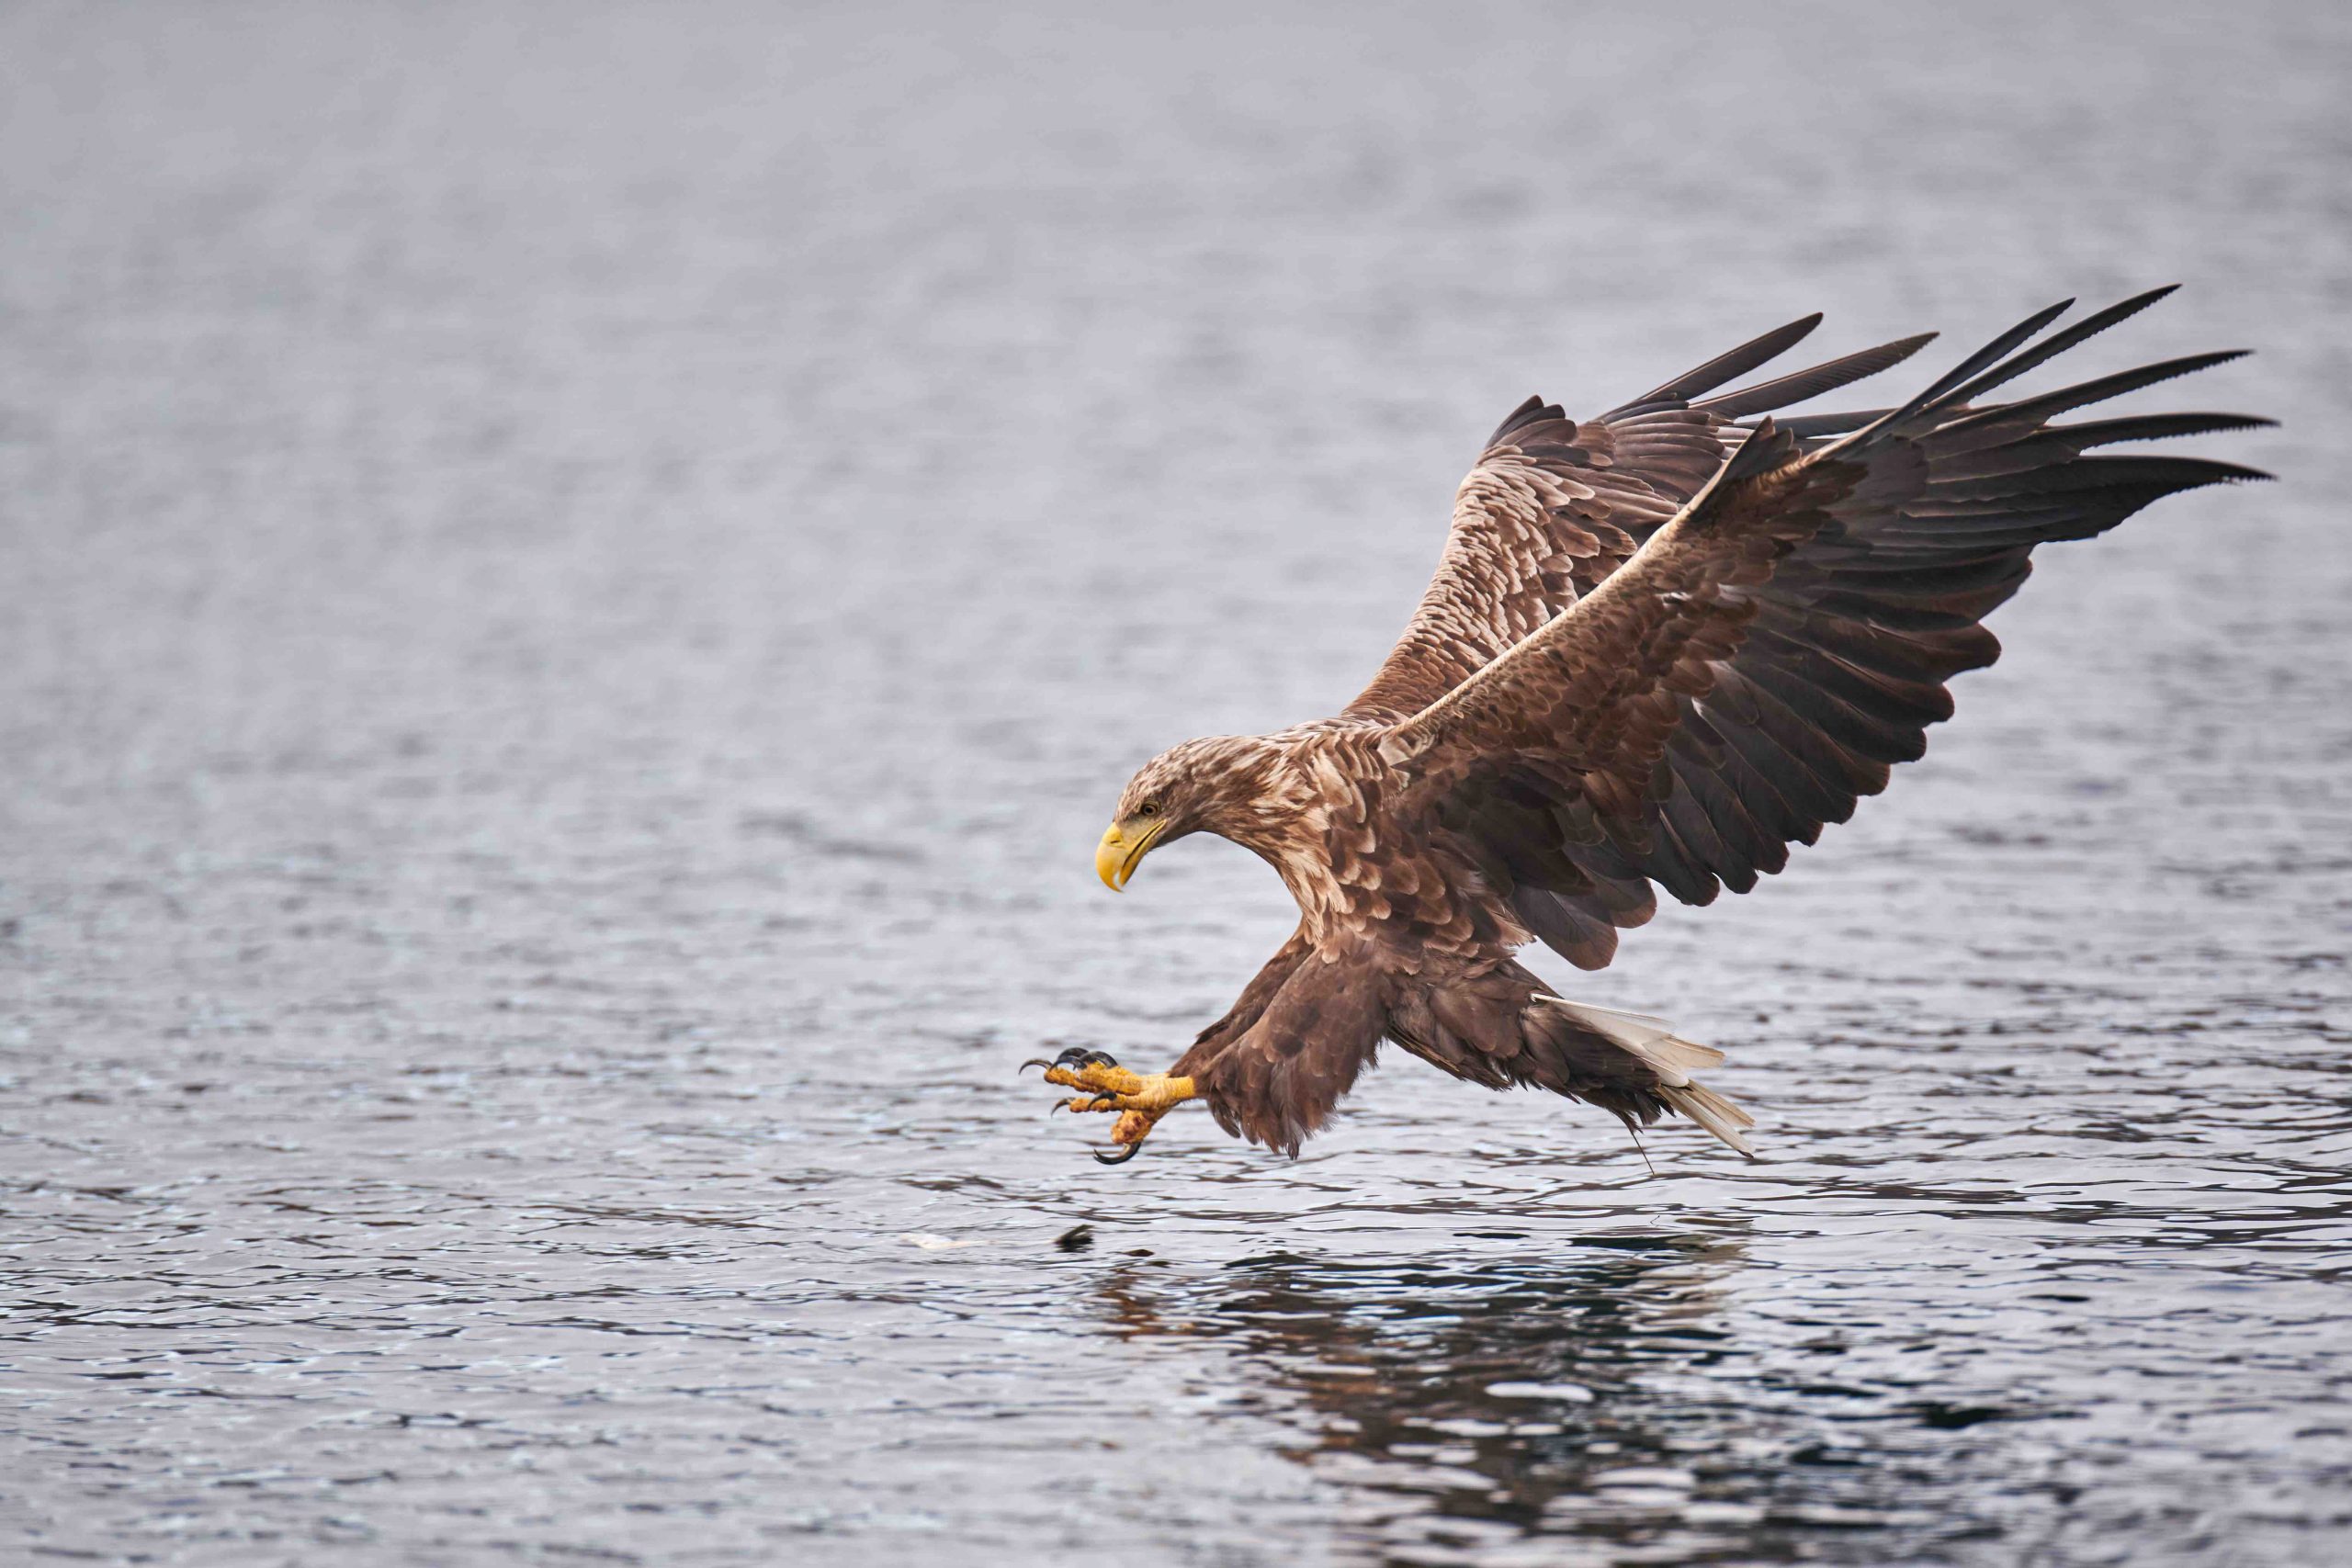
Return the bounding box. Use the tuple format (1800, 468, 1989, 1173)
(2, 2, 2346, 1564)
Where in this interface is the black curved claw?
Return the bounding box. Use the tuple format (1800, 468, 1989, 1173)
(1092, 1142, 1143, 1166)
(1028, 1047, 1120, 1076)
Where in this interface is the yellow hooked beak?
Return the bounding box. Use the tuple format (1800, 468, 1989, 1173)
(1095, 817, 1166, 891)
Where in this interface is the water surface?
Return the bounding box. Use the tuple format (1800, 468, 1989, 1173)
(3, 3, 2347, 1563)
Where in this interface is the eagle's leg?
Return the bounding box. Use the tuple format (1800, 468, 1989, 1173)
(1021, 1048, 1197, 1162)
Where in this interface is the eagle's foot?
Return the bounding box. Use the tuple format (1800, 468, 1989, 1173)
(1019, 1048, 1197, 1163)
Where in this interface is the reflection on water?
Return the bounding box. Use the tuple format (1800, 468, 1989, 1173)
(1102, 1241, 1762, 1559)
(2, 2, 2347, 1565)
(1091, 1236, 2057, 1564)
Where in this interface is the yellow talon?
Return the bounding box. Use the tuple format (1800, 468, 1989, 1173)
(1107, 1108, 1159, 1147)
(1041, 1060, 1143, 1097)
(1043, 1062, 1194, 1113)
(1024, 1052, 1198, 1160)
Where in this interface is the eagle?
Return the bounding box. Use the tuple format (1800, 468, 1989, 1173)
(1026, 289, 2267, 1164)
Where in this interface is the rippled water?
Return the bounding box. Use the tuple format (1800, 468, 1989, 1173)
(4, 3, 2348, 1563)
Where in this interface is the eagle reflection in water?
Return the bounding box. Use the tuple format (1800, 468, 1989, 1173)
(1085, 1236, 2013, 1559)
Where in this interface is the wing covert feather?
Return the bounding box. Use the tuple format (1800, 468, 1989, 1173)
(1345, 324, 1936, 724)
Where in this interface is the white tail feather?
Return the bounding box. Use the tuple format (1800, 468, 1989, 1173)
(1659, 1082, 1756, 1157)
(1538, 998, 1755, 1157)
(1542, 999, 1725, 1082)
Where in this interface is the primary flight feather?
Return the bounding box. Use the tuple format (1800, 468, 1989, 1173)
(1026, 290, 2268, 1163)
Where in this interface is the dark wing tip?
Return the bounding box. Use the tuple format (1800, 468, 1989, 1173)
(1487, 393, 1566, 448)
(1613, 313, 1828, 412)
(1696, 330, 1946, 421)
(1721, 416, 1798, 480)
(2174, 460, 2276, 489)
(2110, 455, 2277, 490)
(2048, 411, 2279, 451)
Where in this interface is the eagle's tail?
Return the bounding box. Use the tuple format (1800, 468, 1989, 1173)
(1528, 998, 1756, 1158)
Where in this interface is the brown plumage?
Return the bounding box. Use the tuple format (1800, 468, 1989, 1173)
(1047, 290, 2268, 1162)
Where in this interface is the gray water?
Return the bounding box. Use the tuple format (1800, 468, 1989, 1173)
(3, 3, 2348, 1564)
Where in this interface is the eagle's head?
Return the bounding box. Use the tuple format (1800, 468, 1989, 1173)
(1096, 734, 1289, 891)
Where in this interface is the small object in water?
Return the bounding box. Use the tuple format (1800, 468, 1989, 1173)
(1055, 1224, 1094, 1252)
(1487, 1381, 1597, 1403)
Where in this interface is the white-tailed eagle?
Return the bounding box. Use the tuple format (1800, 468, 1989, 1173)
(1028, 290, 2267, 1163)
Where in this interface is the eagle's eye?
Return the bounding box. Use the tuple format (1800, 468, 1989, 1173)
(1137, 801, 1160, 818)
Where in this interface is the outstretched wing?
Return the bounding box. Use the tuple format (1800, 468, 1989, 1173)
(1344, 319, 1939, 723)
(1379, 291, 2269, 970)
